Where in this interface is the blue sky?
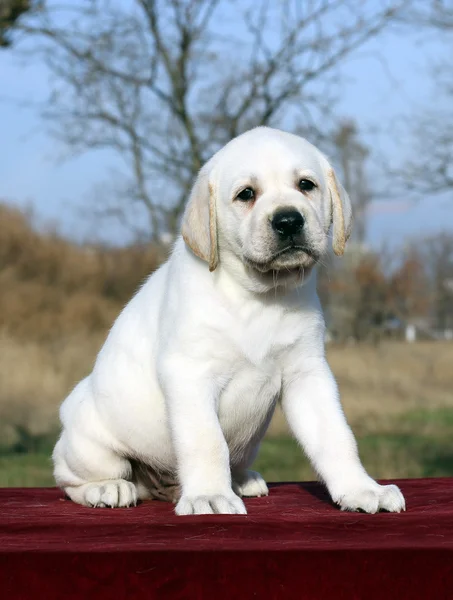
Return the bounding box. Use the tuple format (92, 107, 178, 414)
(0, 10, 451, 247)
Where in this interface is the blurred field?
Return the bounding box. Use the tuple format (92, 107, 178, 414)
(0, 336, 452, 486)
(261, 340, 453, 481)
(0, 203, 452, 487)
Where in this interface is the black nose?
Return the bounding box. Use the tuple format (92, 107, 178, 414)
(271, 209, 304, 238)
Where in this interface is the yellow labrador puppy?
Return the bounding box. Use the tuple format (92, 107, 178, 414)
(53, 127, 405, 515)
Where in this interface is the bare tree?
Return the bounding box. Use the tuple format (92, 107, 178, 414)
(400, 0, 453, 29)
(332, 121, 371, 244)
(397, 1, 453, 195)
(321, 244, 391, 343)
(388, 248, 430, 323)
(400, 60, 453, 195)
(7, 0, 410, 240)
(422, 234, 453, 331)
(318, 120, 372, 334)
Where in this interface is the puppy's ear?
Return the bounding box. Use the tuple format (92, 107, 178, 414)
(181, 164, 218, 271)
(327, 168, 353, 256)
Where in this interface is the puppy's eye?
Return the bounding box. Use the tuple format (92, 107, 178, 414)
(298, 179, 316, 192)
(236, 187, 255, 201)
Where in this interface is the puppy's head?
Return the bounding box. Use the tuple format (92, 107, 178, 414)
(182, 127, 352, 291)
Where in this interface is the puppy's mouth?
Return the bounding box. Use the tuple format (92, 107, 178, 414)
(244, 245, 319, 281)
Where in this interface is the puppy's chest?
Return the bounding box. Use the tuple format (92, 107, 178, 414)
(213, 305, 302, 438)
(225, 307, 301, 366)
(218, 357, 281, 451)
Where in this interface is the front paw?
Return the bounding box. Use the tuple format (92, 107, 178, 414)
(175, 492, 247, 515)
(233, 470, 269, 498)
(333, 481, 406, 514)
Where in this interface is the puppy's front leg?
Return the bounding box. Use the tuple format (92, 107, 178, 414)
(159, 360, 246, 516)
(282, 358, 405, 513)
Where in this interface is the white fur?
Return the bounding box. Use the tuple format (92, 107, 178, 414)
(53, 127, 405, 515)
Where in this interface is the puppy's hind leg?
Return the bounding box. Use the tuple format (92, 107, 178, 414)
(232, 444, 269, 498)
(53, 434, 138, 508)
(53, 380, 139, 508)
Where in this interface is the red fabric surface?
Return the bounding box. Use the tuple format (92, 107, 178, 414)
(1, 479, 452, 599)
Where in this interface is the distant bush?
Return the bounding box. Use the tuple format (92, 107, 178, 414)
(0, 203, 166, 340)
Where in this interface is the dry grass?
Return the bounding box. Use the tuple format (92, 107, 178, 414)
(1, 335, 452, 484)
(0, 201, 162, 446)
(263, 341, 453, 481)
(0, 203, 165, 341)
(1, 330, 452, 450)
(0, 332, 103, 448)
(268, 341, 453, 437)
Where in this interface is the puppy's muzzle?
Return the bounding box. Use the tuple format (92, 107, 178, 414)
(271, 208, 304, 240)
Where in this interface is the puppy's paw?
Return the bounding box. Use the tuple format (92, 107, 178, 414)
(333, 481, 405, 514)
(175, 492, 247, 515)
(233, 470, 269, 498)
(83, 479, 138, 508)
(377, 484, 406, 512)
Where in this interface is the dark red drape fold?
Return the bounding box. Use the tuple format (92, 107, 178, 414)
(1, 479, 452, 599)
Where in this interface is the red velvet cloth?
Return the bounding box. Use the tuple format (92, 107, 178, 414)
(1, 480, 452, 599)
